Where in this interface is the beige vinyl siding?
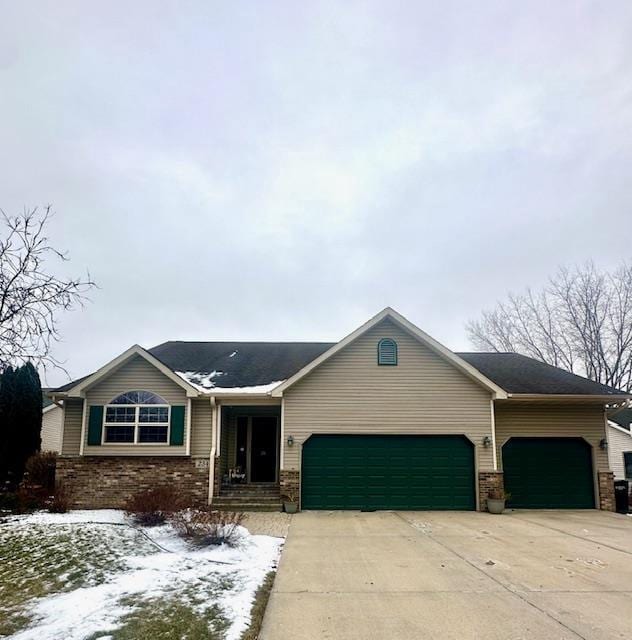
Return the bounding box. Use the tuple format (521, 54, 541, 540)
(608, 424, 632, 479)
(283, 318, 494, 470)
(83, 355, 188, 456)
(190, 399, 213, 457)
(494, 403, 609, 471)
(41, 406, 63, 453)
(61, 399, 84, 456)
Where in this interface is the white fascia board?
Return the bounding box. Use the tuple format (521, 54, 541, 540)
(65, 345, 200, 398)
(271, 307, 508, 399)
(506, 393, 632, 402)
(42, 403, 60, 414)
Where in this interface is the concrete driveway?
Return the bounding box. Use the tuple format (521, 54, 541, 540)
(260, 510, 632, 640)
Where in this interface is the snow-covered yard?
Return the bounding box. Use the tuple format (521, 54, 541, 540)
(0, 510, 283, 640)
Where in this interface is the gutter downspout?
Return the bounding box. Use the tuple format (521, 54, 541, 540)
(208, 396, 216, 505)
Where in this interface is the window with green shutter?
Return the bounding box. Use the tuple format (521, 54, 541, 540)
(96, 390, 185, 446)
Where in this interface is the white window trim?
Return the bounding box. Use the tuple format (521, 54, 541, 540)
(102, 404, 171, 445)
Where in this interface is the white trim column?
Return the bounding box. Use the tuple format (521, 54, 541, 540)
(216, 400, 222, 453)
(79, 397, 87, 456)
(185, 398, 192, 456)
(279, 396, 285, 471)
(490, 399, 498, 470)
(208, 396, 216, 505)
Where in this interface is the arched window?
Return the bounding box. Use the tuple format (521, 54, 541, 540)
(104, 390, 170, 444)
(110, 390, 166, 405)
(377, 338, 398, 366)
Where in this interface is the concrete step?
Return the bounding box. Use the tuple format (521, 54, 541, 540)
(215, 492, 280, 499)
(212, 501, 283, 512)
(219, 491, 281, 499)
(219, 497, 281, 503)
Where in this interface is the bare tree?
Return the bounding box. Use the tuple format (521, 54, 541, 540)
(0, 206, 95, 370)
(466, 262, 632, 391)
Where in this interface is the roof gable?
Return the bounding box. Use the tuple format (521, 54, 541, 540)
(271, 308, 508, 398)
(53, 345, 200, 398)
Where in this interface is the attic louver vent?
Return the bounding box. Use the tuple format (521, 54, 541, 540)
(377, 338, 398, 366)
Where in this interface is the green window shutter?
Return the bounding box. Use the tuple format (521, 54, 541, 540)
(170, 405, 186, 446)
(87, 405, 104, 446)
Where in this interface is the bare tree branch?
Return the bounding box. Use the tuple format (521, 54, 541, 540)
(466, 262, 632, 391)
(0, 206, 96, 371)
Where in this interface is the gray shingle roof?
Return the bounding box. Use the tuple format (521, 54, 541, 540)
(51, 342, 629, 397)
(150, 341, 335, 389)
(457, 352, 628, 396)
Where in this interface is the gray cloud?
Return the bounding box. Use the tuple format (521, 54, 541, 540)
(1, 1, 631, 385)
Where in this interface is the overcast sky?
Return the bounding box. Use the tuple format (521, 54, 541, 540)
(1, 2, 632, 386)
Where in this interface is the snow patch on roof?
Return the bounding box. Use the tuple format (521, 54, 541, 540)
(175, 370, 224, 390)
(175, 371, 284, 394)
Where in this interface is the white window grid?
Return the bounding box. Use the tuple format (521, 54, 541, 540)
(102, 404, 171, 445)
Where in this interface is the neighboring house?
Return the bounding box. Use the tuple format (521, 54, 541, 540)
(607, 419, 632, 481)
(609, 408, 632, 430)
(49, 308, 631, 512)
(41, 389, 63, 453)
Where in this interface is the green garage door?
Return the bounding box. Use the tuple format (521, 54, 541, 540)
(503, 438, 594, 509)
(301, 435, 475, 510)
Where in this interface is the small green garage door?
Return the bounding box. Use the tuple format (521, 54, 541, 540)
(503, 437, 595, 509)
(301, 435, 475, 510)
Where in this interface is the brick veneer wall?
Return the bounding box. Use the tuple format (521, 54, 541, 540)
(212, 456, 222, 499)
(280, 469, 300, 509)
(598, 471, 615, 512)
(57, 456, 210, 508)
(478, 471, 504, 512)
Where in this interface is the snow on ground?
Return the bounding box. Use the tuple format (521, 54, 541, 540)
(4, 509, 127, 526)
(1, 510, 283, 640)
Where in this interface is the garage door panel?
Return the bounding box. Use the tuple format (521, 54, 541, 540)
(302, 435, 475, 510)
(502, 437, 594, 509)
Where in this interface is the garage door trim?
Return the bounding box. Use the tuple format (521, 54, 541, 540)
(501, 436, 595, 509)
(301, 433, 476, 511)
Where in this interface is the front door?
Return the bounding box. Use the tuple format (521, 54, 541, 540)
(250, 417, 278, 482)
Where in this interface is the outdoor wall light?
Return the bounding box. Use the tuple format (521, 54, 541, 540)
(599, 438, 608, 450)
(287, 435, 295, 447)
(482, 436, 492, 448)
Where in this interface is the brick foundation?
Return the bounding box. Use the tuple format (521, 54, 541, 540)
(212, 456, 222, 499)
(478, 471, 504, 512)
(279, 469, 300, 509)
(598, 471, 615, 512)
(57, 456, 210, 508)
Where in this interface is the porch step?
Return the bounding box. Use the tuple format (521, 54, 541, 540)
(219, 489, 281, 500)
(212, 499, 283, 512)
(215, 495, 281, 504)
(215, 483, 282, 511)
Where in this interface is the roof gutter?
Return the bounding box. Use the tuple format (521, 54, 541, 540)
(504, 393, 632, 402)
